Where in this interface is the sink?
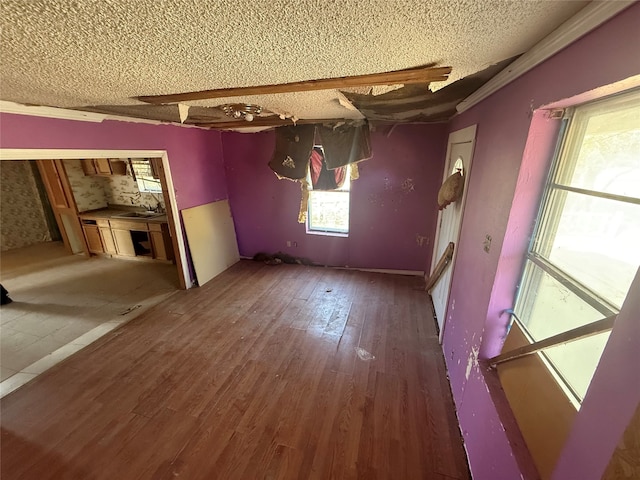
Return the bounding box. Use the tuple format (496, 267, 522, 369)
(112, 211, 164, 219)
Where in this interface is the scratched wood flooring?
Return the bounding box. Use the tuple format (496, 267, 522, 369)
(1, 260, 469, 480)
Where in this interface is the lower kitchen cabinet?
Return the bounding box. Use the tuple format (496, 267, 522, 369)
(81, 215, 174, 262)
(99, 226, 117, 254)
(111, 228, 136, 257)
(149, 231, 168, 260)
(82, 225, 104, 254)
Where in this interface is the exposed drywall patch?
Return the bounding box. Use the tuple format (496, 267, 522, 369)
(178, 103, 190, 123)
(415, 234, 428, 247)
(465, 345, 480, 381)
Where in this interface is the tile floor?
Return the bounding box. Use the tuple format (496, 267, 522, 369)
(0, 242, 179, 395)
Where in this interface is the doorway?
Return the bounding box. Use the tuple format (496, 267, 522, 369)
(430, 125, 476, 341)
(0, 149, 190, 395)
(0, 149, 190, 288)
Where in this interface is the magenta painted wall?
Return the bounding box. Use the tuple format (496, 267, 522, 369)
(0, 114, 227, 211)
(221, 124, 447, 271)
(440, 4, 640, 479)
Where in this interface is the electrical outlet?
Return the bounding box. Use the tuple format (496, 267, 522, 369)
(286, 241, 292, 247)
(483, 235, 492, 253)
(292, 241, 298, 247)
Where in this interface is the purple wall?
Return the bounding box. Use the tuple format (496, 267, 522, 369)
(221, 124, 447, 271)
(0, 115, 227, 211)
(441, 4, 640, 479)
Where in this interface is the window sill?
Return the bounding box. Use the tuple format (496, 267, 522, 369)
(305, 228, 349, 238)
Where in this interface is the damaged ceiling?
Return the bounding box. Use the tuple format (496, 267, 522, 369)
(0, 0, 588, 130)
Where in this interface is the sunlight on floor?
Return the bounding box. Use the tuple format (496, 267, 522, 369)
(0, 242, 178, 396)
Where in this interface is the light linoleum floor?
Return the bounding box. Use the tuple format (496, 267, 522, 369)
(0, 242, 178, 395)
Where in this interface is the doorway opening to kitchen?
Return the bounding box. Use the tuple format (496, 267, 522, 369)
(0, 149, 188, 396)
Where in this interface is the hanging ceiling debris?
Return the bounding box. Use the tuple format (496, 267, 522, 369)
(0, 1, 588, 130)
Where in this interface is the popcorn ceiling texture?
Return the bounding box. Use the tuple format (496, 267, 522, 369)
(0, 0, 586, 121)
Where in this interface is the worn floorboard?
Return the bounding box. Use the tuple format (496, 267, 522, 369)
(1, 260, 469, 480)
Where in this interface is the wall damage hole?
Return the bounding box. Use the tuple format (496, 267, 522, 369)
(415, 234, 428, 247)
(355, 347, 375, 361)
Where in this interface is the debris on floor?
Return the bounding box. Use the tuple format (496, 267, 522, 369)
(355, 347, 375, 361)
(120, 304, 142, 315)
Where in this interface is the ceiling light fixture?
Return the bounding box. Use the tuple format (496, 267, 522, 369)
(219, 103, 263, 122)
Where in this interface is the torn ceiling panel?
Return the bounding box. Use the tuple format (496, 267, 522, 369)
(0, 1, 588, 128)
(341, 57, 517, 124)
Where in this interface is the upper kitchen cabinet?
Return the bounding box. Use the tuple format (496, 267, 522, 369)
(81, 158, 128, 176)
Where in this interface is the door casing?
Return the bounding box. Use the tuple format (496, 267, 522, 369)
(430, 125, 477, 342)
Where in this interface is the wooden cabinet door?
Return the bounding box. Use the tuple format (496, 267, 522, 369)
(38, 160, 69, 209)
(81, 160, 98, 176)
(83, 225, 104, 253)
(37, 160, 89, 255)
(112, 229, 136, 256)
(99, 227, 117, 254)
(150, 231, 167, 260)
(94, 159, 112, 175)
(109, 160, 128, 175)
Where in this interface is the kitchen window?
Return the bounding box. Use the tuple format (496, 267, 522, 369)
(513, 89, 640, 403)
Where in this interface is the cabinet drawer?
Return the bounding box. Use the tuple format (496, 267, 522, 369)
(109, 220, 148, 231)
(96, 219, 110, 227)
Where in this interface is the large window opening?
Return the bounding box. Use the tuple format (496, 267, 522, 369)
(514, 88, 640, 403)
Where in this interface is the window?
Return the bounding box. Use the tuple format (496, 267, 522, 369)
(514, 89, 640, 403)
(306, 146, 351, 235)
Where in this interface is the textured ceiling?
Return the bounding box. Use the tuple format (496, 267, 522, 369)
(0, 0, 588, 128)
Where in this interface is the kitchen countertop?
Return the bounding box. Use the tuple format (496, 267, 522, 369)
(79, 208, 168, 223)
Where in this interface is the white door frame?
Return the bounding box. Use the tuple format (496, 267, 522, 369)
(430, 124, 477, 341)
(0, 148, 191, 289)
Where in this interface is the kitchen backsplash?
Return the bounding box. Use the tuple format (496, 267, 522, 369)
(64, 159, 164, 212)
(103, 174, 164, 210)
(64, 160, 108, 212)
(1, 160, 52, 251)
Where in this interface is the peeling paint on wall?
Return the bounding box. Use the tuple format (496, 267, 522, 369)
(401, 177, 415, 192)
(415, 234, 428, 247)
(465, 345, 480, 381)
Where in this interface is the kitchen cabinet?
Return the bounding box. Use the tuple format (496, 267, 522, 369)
(97, 220, 117, 254)
(81, 159, 128, 176)
(81, 159, 98, 176)
(95, 159, 112, 175)
(79, 213, 174, 262)
(82, 225, 104, 254)
(149, 223, 171, 261)
(111, 228, 136, 257)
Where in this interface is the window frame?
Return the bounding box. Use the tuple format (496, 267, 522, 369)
(305, 146, 351, 236)
(512, 88, 640, 403)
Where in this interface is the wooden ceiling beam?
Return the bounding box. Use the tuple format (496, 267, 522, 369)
(137, 65, 452, 105)
(197, 117, 347, 130)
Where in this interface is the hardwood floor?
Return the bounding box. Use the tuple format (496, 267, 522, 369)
(1, 261, 469, 479)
